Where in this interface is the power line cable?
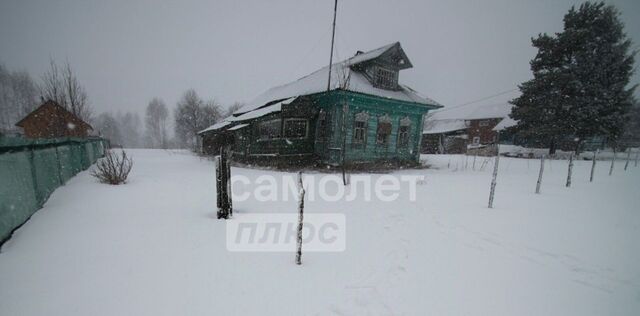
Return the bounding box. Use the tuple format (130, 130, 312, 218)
(439, 88, 519, 112)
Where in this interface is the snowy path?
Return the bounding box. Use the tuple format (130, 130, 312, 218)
(1, 150, 639, 315)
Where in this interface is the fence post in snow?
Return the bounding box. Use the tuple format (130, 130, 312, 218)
(536, 155, 545, 194)
(227, 151, 233, 217)
(590, 151, 597, 182)
(215, 155, 222, 211)
(216, 147, 232, 219)
(472, 154, 477, 171)
(295, 172, 306, 265)
(488, 152, 500, 208)
(566, 153, 574, 188)
(609, 148, 616, 176)
(624, 149, 631, 171)
(341, 102, 348, 186)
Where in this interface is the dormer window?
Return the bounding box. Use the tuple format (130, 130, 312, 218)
(374, 67, 398, 90)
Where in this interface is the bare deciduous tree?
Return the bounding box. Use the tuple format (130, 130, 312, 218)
(40, 59, 92, 122)
(63, 62, 91, 122)
(224, 102, 244, 118)
(117, 112, 142, 148)
(0, 63, 38, 132)
(174, 89, 222, 150)
(145, 98, 169, 149)
(94, 113, 123, 146)
(40, 59, 66, 107)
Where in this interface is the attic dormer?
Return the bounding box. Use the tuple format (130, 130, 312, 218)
(349, 42, 413, 91)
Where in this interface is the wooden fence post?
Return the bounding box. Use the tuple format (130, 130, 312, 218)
(590, 151, 597, 182)
(609, 148, 616, 176)
(472, 154, 477, 171)
(488, 153, 500, 208)
(566, 153, 574, 188)
(216, 147, 232, 219)
(624, 149, 631, 171)
(535, 155, 545, 194)
(341, 103, 348, 186)
(295, 172, 305, 265)
(227, 151, 233, 217)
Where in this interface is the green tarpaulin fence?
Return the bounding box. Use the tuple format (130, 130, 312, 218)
(0, 137, 107, 245)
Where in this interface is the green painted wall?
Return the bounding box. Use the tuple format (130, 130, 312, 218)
(227, 90, 436, 165)
(320, 90, 432, 165)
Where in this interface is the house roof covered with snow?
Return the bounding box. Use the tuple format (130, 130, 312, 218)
(200, 42, 442, 135)
(198, 120, 231, 134)
(423, 103, 513, 134)
(197, 98, 297, 134)
(492, 116, 518, 131)
(233, 42, 441, 116)
(423, 119, 468, 134)
(428, 103, 512, 122)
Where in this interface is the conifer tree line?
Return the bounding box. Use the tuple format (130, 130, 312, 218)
(510, 2, 637, 154)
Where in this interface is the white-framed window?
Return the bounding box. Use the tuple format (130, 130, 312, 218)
(283, 118, 308, 139)
(472, 136, 480, 145)
(354, 121, 366, 143)
(374, 67, 397, 89)
(479, 120, 489, 127)
(258, 119, 281, 140)
(377, 114, 392, 145)
(397, 117, 411, 147)
(353, 112, 369, 146)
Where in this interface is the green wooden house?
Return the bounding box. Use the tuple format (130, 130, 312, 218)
(199, 42, 442, 167)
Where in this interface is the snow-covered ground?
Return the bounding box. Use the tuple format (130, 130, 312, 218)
(1, 149, 639, 315)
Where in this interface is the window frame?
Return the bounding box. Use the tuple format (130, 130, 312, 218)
(397, 116, 412, 148)
(283, 118, 308, 139)
(353, 120, 367, 144)
(352, 112, 369, 147)
(376, 115, 392, 146)
(374, 67, 398, 90)
(397, 125, 410, 147)
(257, 118, 282, 141)
(316, 110, 328, 141)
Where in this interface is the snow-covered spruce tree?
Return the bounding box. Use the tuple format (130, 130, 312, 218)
(510, 2, 636, 154)
(620, 102, 640, 148)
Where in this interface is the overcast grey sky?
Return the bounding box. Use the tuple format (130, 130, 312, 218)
(1, 0, 638, 118)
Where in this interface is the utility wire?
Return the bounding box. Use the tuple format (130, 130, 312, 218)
(289, 26, 333, 79)
(439, 88, 519, 112)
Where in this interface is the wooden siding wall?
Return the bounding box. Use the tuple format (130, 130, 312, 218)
(467, 118, 502, 145)
(20, 105, 90, 138)
(231, 97, 318, 162)
(226, 90, 434, 166)
(329, 91, 428, 165)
